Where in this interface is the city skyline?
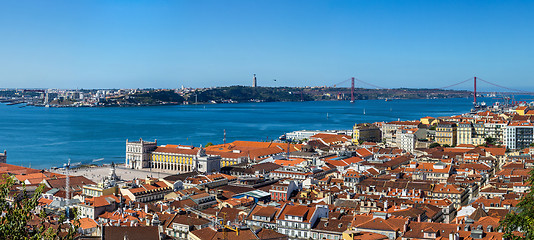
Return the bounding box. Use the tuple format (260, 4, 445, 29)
(1, 1, 534, 91)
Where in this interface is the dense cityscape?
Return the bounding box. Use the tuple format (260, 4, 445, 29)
(3, 1, 534, 240)
(1, 98, 534, 239)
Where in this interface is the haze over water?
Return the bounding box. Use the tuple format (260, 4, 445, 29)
(0, 97, 507, 169)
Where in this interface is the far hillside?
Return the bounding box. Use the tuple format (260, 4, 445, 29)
(192, 86, 314, 103)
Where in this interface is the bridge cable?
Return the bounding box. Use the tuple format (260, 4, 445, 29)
(355, 78, 386, 89)
(437, 78, 472, 90)
(476, 78, 533, 94)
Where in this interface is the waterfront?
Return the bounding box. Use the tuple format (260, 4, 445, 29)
(0, 97, 501, 169)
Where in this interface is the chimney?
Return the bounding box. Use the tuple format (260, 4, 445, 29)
(403, 220, 409, 233)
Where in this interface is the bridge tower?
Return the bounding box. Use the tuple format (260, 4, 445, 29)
(351, 77, 355, 103)
(474, 76, 477, 106)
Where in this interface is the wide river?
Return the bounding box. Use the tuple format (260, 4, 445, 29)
(0, 97, 501, 169)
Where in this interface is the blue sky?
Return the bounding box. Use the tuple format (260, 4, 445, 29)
(0, 1, 533, 91)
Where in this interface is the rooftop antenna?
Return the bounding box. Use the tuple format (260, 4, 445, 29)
(223, 129, 226, 145)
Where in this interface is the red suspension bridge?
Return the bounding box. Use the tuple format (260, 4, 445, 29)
(331, 76, 534, 106)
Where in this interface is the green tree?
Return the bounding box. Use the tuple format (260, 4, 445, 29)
(485, 137, 497, 146)
(429, 143, 441, 148)
(205, 142, 213, 147)
(499, 169, 534, 239)
(0, 175, 79, 240)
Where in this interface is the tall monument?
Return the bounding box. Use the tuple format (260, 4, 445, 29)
(253, 74, 257, 87)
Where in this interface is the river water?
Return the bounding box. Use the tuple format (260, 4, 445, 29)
(0, 97, 498, 169)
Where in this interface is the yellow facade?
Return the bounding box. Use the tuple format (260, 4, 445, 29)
(420, 117, 438, 125)
(352, 123, 360, 144)
(435, 124, 457, 146)
(82, 185, 118, 197)
(151, 152, 236, 170)
(150, 153, 194, 172)
(221, 160, 238, 167)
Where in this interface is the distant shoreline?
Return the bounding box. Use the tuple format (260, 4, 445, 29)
(0, 87, 476, 108)
(1, 95, 474, 109)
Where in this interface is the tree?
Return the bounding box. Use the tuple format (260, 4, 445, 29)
(485, 137, 497, 147)
(429, 143, 440, 148)
(0, 175, 79, 240)
(205, 142, 213, 147)
(499, 169, 534, 239)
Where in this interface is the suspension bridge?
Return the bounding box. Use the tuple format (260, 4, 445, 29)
(330, 76, 534, 106)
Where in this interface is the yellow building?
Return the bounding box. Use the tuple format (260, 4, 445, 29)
(150, 145, 221, 173)
(435, 122, 457, 146)
(515, 106, 528, 115)
(82, 185, 118, 197)
(420, 116, 438, 125)
(457, 122, 486, 146)
(151, 145, 197, 172)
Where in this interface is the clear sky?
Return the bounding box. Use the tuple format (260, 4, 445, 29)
(1, 0, 533, 91)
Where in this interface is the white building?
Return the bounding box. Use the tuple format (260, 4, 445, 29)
(275, 204, 329, 239)
(125, 139, 158, 169)
(286, 130, 331, 141)
(504, 122, 534, 150)
(396, 128, 416, 153)
(484, 121, 506, 144)
(196, 148, 221, 174)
